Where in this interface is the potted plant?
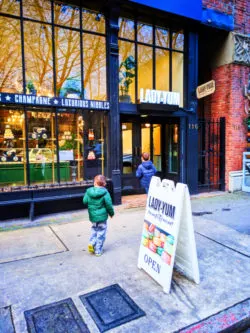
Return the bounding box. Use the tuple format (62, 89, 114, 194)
(119, 55, 136, 103)
(26, 80, 37, 95)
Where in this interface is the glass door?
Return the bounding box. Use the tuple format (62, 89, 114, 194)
(164, 123, 179, 183)
(121, 119, 180, 193)
(121, 121, 162, 193)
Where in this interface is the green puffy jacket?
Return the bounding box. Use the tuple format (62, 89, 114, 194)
(83, 186, 114, 223)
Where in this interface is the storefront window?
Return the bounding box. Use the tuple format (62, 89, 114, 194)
(0, 17, 23, 93)
(138, 45, 153, 92)
(82, 9, 105, 34)
(153, 124, 162, 171)
(172, 52, 184, 107)
(55, 28, 81, 98)
(83, 110, 107, 179)
(118, 18, 135, 41)
(23, 0, 51, 22)
(83, 34, 106, 100)
(122, 123, 132, 174)
(54, 3, 80, 28)
(24, 22, 53, 96)
(166, 124, 179, 174)
(172, 30, 184, 51)
(27, 110, 57, 185)
(0, 4, 107, 102)
(155, 27, 169, 48)
(119, 18, 184, 106)
(137, 23, 153, 44)
(156, 49, 169, 91)
(119, 41, 135, 103)
(118, 18, 184, 106)
(58, 112, 83, 182)
(0, 0, 20, 16)
(0, 110, 26, 187)
(141, 123, 150, 153)
(0, 108, 107, 188)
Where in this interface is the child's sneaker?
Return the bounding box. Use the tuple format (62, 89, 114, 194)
(95, 251, 103, 257)
(88, 244, 95, 253)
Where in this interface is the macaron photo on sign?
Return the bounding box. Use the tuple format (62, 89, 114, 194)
(138, 177, 200, 293)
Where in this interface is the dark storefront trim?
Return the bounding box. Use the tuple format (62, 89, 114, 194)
(0, 0, 202, 220)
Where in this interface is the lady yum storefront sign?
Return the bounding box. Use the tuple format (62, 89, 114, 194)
(140, 88, 180, 106)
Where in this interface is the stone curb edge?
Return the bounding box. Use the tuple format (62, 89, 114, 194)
(176, 298, 250, 333)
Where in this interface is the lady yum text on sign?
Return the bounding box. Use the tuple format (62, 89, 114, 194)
(140, 88, 180, 106)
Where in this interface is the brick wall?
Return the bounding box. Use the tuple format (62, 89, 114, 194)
(202, 0, 234, 15)
(202, 0, 250, 34)
(209, 65, 248, 189)
(202, 0, 250, 190)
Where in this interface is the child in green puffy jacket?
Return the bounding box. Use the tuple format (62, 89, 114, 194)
(83, 174, 114, 256)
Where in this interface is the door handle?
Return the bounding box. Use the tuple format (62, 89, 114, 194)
(133, 146, 141, 157)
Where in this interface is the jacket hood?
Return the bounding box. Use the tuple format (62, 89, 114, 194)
(86, 186, 107, 198)
(142, 160, 154, 170)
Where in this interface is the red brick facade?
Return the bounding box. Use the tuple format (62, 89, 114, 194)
(202, 0, 250, 190)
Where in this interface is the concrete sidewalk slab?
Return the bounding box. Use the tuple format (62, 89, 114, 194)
(194, 216, 250, 257)
(0, 226, 67, 264)
(1, 208, 250, 332)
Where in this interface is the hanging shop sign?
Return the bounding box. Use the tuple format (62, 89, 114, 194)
(139, 88, 180, 106)
(138, 176, 200, 293)
(0, 93, 110, 110)
(196, 80, 215, 99)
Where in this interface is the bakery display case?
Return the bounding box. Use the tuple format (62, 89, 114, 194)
(0, 108, 107, 188)
(0, 110, 27, 186)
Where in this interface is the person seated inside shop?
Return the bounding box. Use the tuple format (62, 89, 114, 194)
(93, 142, 102, 158)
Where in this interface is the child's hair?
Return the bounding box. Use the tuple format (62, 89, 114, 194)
(94, 174, 106, 187)
(142, 152, 150, 161)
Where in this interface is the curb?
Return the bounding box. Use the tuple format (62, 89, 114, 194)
(177, 298, 250, 333)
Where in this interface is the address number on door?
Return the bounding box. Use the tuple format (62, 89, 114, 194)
(189, 123, 198, 130)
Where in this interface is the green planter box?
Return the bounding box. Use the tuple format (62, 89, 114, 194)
(0, 163, 25, 185)
(0, 162, 70, 186)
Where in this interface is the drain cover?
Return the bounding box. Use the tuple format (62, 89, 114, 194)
(24, 298, 90, 333)
(80, 284, 145, 332)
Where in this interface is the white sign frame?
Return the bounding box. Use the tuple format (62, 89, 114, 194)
(59, 150, 74, 161)
(196, 80, 215, 99)
(138, 176, 200, 293)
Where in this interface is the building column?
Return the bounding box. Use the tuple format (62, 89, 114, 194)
(107, 6, 121, 204)
(186, 31, 199, 194)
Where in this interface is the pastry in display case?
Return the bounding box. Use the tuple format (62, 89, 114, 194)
(4, 125, 14, 140)
(1, 149, 21, 162)
(29, 148, 55, 162)
(29, 127, 48, 140)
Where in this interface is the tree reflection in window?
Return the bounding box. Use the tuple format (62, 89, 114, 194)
(137, 23, 153, 44)
(54, 3, 80, 28)
(24, 22, 53, 96)
(0, 3, 107, 100)
(172, 30, 184, 51)
(155, 27, 169, 48)
(83, 34, 106, 100)
(119, 41, 135, 103)
(82, 9, 105, 33)
(118, 18, 134, 41)
(55, 28, 81, 98)
(0, 17, 23, 93)
(22, 0, 51, 22)
(0, 0, 20, 16)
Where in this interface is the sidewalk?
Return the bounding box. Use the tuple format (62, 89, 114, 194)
(0, 191, 250, 332)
